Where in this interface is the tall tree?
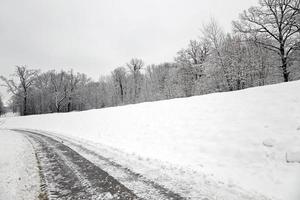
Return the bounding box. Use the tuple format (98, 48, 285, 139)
(111, 67, 127, 104)
(202, 19, 234, 91)
(233, 0, 300, 82)
(0, 66, 38, 115)
(127, 58, 144, 103)
(50, 71, 68, 112)
(34, 72, 52, 113)
(66, 70, 80, 112)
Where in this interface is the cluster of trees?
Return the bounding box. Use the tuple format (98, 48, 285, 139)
(1, 0, 299, 116)
(0, 67, 88, 115)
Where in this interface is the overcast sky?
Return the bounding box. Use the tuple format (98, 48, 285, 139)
(0, 0, 258, 103)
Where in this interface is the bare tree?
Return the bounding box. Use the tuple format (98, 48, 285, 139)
(34, 72, 52, 113)
(66, 70, 80, 112)
(111, 67, 127, 104)
(202, 19, 234, 91)
(127, 58, 144, 102)
(127, 58, 144, 74)
(175, 40, 210, 67)
(0, 66, 38, 115)
(145, 63, 176, 100)
(50, 71, 68, 112)
(233, 0, 300, 82)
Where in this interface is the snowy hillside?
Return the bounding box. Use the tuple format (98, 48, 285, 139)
(1, 81, 300, 200)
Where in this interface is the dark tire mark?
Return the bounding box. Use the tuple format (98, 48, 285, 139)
(55, 136, 186, 200)
(18, 130, 138, 200)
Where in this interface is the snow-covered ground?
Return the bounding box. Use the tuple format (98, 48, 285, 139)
(1, 81, 300, 200)
(0, 130, 40, 200)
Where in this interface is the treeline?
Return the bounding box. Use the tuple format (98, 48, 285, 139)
(1, 0, 300, 116)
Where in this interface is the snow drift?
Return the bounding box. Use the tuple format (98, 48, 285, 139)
(1, 81, 300, 200)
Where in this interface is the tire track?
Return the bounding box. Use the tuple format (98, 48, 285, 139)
(22, 130, 138, 200)
(51, 135, 186, 200)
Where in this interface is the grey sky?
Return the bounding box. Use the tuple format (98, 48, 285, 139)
(0, 0, 258, 103)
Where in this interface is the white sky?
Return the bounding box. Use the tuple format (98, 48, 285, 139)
(0, 0, 258, 103)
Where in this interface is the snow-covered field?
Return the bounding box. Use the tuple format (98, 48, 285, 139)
(1, 81, 300, 200)
(0, 130, 39, 200)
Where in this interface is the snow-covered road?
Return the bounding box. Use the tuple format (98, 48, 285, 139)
(1, 129, 267, 200)
(0, 129, 179, 200)
(2, 129, 193, 200)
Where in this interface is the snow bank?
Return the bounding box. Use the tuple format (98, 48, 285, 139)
(0, 130, 40, 200)
(1, 81, 300, 200)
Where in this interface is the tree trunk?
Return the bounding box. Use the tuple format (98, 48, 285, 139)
(281, 57, 289, 82)
(134, 74, 137, 103)
(119, 82, 123, 103)
(280, 44, 289, 82)
(283, 69, 289, 82)
(23, 95, 27, 116)
(68, 87, 74, 112)
(67, 97, 72, 112)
